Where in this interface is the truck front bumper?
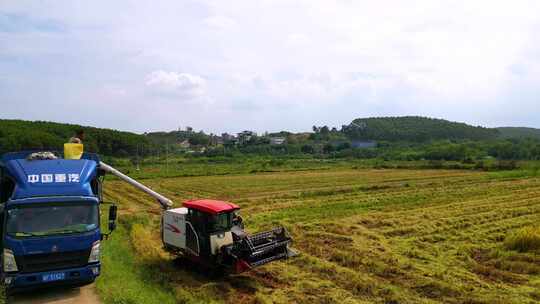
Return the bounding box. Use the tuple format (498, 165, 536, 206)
(4, 263, 100, 292)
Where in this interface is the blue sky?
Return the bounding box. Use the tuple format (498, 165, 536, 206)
(1, 0, 539, 134)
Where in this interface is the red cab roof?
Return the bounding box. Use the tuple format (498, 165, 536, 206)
(183, 199, 239, 215)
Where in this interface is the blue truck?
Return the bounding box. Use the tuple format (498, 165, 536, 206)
(0, 151, 117, 292)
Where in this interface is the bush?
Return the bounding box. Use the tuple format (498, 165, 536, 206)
(504, 226, 540, 253)
(268, 158, 286, 167)
(336, 142, 351, 151)
(496, 160, 518, 170)
(474, 160, 487, 171)
(323, 143, 335, 154)
(301, 144, 315, 154)
(427, 160, 444, 169)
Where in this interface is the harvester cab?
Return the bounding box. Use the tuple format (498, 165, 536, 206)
(163, 200, 293, 273)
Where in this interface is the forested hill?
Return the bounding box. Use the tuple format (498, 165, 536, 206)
(497, 127, 540, 140)
(2, 117, 539, 158)
(0, 119, 152, 157)
(342, 116, 500, 142)
(146, 130, 211, 146)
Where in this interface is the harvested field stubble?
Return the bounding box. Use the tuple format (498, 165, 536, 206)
(504, 226, 540, 253)
(99, 168, 540, 304)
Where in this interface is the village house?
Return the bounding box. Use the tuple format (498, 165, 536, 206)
(237, 130, 256, 144)
(351, 140, 377, 148)
(269, 137, 286, 145)
(178, 139, 191, 149)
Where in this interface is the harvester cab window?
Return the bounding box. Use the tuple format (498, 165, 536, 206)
(188, 209, 206, 232)
(207, 212, 232, 233)
(187, 209, 233, 233)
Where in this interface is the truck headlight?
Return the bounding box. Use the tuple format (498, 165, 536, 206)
(88, 241, 100, 263)
(4, 276, 13, 285)
(3, 249, 18, 272)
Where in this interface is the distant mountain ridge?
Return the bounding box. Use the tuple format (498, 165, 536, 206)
(343, 116, 500, 142)
(496, 127, 540, 140)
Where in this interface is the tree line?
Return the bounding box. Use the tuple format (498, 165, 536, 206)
(0, 119, 153, 157)
(199, 138, 540, 161)
(1, 117, 539, 161)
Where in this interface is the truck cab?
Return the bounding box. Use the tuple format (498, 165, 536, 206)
(0, 152, 117, 292)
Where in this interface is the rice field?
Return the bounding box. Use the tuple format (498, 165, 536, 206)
(97, 167, 540, 304)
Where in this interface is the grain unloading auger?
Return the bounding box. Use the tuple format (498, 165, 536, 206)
(99, 162, 295, 273)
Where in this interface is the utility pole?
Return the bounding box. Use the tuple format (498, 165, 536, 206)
(136, 144, 140, 171)
(166, 139, 169, 176)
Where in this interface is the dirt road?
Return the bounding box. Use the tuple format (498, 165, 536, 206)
(8, 284, 101, 304)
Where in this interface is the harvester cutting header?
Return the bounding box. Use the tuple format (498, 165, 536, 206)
(0, 149, 294, 291)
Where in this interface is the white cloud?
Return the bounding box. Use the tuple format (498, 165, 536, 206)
(286, 33, 310, 46)
(203, 16, 236, 29)
(145, 70, 207, 98)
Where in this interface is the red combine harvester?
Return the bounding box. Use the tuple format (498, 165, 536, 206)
(100, 163, 294, 273)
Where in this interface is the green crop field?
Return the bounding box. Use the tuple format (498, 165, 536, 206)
(96, 166, 540, 304)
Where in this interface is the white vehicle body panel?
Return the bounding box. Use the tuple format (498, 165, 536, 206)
(163, 207, 187, 249)
(210, 232, 233, 255)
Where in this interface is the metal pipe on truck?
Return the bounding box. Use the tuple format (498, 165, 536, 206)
(98, 162, 173, 209)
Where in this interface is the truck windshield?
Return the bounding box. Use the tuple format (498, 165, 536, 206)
(6, 204, 99, 238)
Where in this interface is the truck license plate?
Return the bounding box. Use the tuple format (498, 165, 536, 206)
(42, 272, 65, 282)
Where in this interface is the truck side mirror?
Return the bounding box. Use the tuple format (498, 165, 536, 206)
(108, 205, 118, 232)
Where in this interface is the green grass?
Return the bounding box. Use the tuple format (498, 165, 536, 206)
(96, 216, 177, 304)
(107, 156, 540, 181)
(108, 156, 347, 180)
(97, 162, 540, 304)
(97, 214, 229, 304)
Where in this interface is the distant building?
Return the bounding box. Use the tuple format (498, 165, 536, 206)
(221, 133, 235, 141)
(351, 140, 377, 148)
(270, 137, 286, 145)
(238, 131, 256, 144)
(221, 133, 238, 145)
(178, 140, 191, 149)
(209, 135, 224, 146)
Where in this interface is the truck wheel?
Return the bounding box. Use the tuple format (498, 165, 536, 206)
(208, 266, 226, 279)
